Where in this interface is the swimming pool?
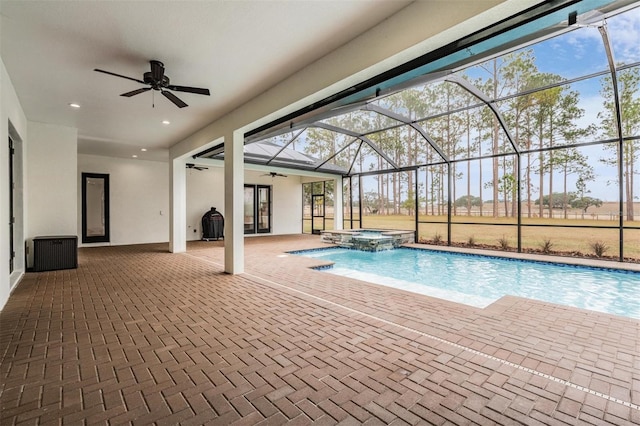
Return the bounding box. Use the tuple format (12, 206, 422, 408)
(292, 247, 640, 319)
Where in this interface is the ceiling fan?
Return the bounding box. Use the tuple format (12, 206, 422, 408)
(262, 172, 288, 178)
(94, 60, 210, 108)
(186, 163, 208, 171)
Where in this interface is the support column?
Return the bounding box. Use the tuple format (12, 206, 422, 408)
(169, 158, 187, 253)
(333, 176, 343, 230)
(224, 130, 244, 274)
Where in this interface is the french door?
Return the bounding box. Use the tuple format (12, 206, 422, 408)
(244, 185, 271, 234)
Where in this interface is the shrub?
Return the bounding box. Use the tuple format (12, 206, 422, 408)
(433, 233, 443, 244)
(590, 241, 608, 258)
(539, 239, 553, 254)
(468, 236, 476, 246)
(497, 236, 510, 250)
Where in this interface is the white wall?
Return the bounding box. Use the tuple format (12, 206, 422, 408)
(246, 170, 303, 235)
(264, 172, 303, 235)
(186, 167, 224, 240)
(78, 154, 169, 246)
(186, 167, 303, 240)
(1, 56, 28, 310)
(26, 122, 77, 241)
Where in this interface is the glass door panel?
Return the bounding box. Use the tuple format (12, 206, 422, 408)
(244, 186, 255, 234)
(257, 186, 271, 233)
(312, 194, 325, 234)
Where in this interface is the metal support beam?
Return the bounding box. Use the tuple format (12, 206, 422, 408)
(314, 137, 359, 171)
(414, 169, 419, 243)
(598, 23, 625, 262)
(313, 122, 399, 169)
(447, 164, 452, 246)
(446, 74, 520, 154)
(348, 141, 365, 175)
(365, 104, 451, 163)
(266, 129, 306, 165)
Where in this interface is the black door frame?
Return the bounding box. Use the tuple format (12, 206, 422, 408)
(244, 184, 272, 234)
(8, 136, 15, 272)
(311, 194, 325, 235)
(82, 173, 110, 243)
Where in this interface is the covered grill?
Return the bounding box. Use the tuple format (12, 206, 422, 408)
(201, 207, 224, 241)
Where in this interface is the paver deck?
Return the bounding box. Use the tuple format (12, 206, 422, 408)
(1, 235, 638, 425)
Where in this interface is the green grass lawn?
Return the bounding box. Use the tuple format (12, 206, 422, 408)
(345, 214, 640, 260)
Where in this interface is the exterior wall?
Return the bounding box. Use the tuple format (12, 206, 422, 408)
(186, 167, 224, 240)
(268, 172, 303, 235)
(78, 154, 169, 246)
(0, 56, 28, 310)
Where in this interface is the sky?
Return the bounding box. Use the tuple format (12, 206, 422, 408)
(268, 5, 640, 204)
(415, 5, 640, 203)
(530, 6, 640, 201)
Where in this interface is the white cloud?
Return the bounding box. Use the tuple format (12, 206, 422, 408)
(556, 6, 640, 65)
(607, 7, 640, 63)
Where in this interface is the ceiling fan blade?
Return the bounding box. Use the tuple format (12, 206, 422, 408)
(162, 90, 188, 108)
(120, 87, 151, 97)
(186, 163, 208, 171)
(167, 85, 210, 96)
(150, 60, 165, 82)
(94, 68, 145, 84)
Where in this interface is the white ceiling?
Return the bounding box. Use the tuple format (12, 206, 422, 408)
(0, 0, 412, 162)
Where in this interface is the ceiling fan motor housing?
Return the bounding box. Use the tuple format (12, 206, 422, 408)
(144, 72, 170, 90)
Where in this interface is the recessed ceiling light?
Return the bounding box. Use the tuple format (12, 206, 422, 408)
(141, 148, 147, 152)
(69, 103, 81, 108)
(132, 155, 138, 158)
(162, 120, 170, 125)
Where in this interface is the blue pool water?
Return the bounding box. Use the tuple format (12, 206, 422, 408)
(292, 247, 640, 319)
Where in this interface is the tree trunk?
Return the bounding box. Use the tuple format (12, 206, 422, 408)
(479, 155, 484, 217)
(563, 163, 568, 219)
(548, 150, 554, 219)
(527, 152, 532, 218)
(452, 163, 457, 216)
(466, 117, 471, 216)
(625, 149, 635, 221)
(538, 121, 544, 218)
(430, 168, 435, 215)
(492, 60, 500, 219)
(548, 117, 554, 219)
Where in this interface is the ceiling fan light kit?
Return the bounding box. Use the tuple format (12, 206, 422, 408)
(94, 60, 210, 108)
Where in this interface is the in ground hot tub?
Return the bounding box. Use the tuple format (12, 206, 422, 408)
(320, 229, 414, 251)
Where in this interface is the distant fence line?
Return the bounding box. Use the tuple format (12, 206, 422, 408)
(354, 208, 639, 221)
(304, 204, 639, 221)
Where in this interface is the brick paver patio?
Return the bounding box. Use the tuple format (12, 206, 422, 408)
(1, 235, 638, 425)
